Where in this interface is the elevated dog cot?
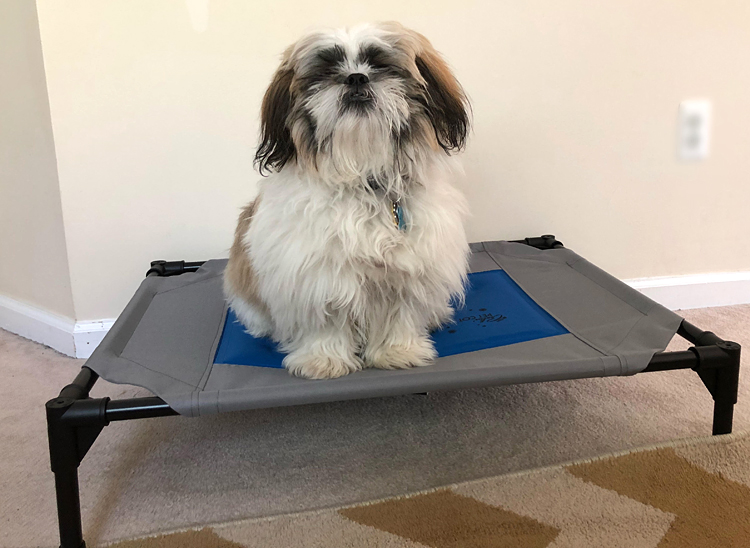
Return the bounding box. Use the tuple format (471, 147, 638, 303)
(46, 236, 741, 548)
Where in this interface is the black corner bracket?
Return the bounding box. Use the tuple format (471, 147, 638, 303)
(650, 322, 742, 436)
(46, 395, 109, 548)
(146, 260, 204, 277)
(691, 340, 741, 435)
(46, 367, 107, 548)
(46, 365, 177, 548)
(513, 234, 564, 250)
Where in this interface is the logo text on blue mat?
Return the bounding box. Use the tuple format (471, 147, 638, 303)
(457, 309, 507, 324)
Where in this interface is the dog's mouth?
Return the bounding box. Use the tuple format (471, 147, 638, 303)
(342, 91, 374, 112)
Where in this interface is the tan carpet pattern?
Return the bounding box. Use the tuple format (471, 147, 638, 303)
(100, 433, 750, 547)
(568, 449, 750, 547)
(105, 529, 244, 548)
(341, 490, 560, 548)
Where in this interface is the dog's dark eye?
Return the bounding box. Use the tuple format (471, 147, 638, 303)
(317, 46, 345, 66)
(359, 45, 391, 70)
(300, 46, 345, 87)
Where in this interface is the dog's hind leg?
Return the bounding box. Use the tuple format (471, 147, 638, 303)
(227, 295, 274, 338)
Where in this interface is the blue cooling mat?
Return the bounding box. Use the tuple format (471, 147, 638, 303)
(214, 269, 568, 368)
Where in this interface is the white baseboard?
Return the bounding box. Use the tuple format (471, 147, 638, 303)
(2, 271, 750, 359)
(73, 319, 116, 359)
(0, 295, 114, 359)
(0, 294, 76, 356)
(624, 271, 750, 311)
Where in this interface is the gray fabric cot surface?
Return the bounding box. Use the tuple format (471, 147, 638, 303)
(85, 241, 682, 417)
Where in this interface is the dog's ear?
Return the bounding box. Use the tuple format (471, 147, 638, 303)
(255, 63, 296, 175)
(414, 45, 470, 153)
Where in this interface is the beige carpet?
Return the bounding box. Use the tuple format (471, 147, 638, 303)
(102, 432, 750, 547)
(1, 304, 749, 548)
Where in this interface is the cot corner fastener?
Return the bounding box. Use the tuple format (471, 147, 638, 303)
(46, 366, 108, 548)
(690, 339, 741, 436)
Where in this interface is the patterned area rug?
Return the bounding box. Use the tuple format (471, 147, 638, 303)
(102, 432, 750, 548)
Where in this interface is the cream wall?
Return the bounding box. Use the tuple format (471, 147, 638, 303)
(0, 0, 75, 318)
(34, 0, 750, 321)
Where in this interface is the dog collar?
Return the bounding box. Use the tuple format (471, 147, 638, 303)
(366, 174, 380, 191)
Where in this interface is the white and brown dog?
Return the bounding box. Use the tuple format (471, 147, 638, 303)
(224, 22, 470, 379)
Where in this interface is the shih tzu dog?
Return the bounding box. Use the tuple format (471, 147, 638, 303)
(224, 22, 470, 379)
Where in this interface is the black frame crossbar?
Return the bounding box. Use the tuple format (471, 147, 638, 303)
(45, 235, 741, 548)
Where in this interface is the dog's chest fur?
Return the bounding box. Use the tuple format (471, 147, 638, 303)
(250, 176, 431, 281)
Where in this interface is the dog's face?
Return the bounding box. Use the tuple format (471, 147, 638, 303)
(255, 22, 469, 180)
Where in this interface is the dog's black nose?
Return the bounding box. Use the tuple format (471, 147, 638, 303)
(344, 73, 372, 105)
(345, 73, 369, 86)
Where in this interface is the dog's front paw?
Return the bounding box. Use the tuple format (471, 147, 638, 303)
(364, 335, 437, 370)
(283, 350, 363, 380)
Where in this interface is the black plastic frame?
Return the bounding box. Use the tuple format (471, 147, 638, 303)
(45, 235, 741, 548)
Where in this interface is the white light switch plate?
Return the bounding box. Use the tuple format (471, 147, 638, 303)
(679, 99, 712, 160)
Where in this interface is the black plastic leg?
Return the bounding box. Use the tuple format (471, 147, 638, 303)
(710, 343, 741, 435)
(713, 400, 735, 436)
(689, 340, 741, 436)
(52, 466, 86, 548)
(47, 398, 88, 548)
(47, 383, 108, 548)
(645, 323, 741, 435)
